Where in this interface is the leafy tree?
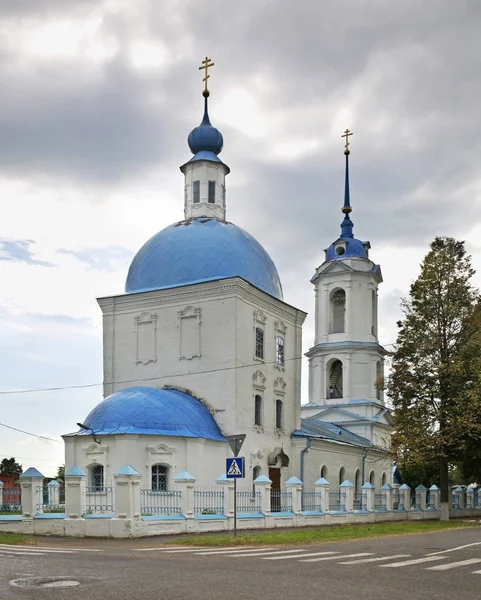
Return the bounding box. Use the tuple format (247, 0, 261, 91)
(388, 237, 479, 512)
(0, 457, 23, 476)
(56, 465, 65, 482)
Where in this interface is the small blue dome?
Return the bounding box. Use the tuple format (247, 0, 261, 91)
(126, 218, 283, 300)
(325, 237, 368, 260)
(188, 124, 223, 155)
(79, 386, 225, 440)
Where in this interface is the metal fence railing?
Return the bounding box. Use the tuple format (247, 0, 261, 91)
(37, 486, 65, 514)
(374, 493, 386, 511)
(328, 491, 346, 512)
(236, 488, 261, 514)
(270, 490, 293, 513)
(0, 488, 22, 514)
(302, 489, 322, 512)
(392, 489, 405, 511)
(193, 486, 224, 516)
(85, 484, 115, 515)
(140, 489, 182, 516)
(353, 492, 367, 511)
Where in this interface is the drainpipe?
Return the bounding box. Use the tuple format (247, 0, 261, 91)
(361, 446, 369, 485)
(300, 437, 313, 512)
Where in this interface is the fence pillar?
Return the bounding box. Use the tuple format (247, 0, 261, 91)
(64, 466, 87, 519)
(466, 486, 475, 509)
(314, 477, 330, 513)
(340, 480, 355, 512)
(381, 483, 393, 511)
(415, 484, 427, 510)
(113, 466, 141, 520)
(285, 476, 303, 516)
(454, 486, 465, 509)
(19, 467, 45, 519)
(362, 482, 375, 512)
(254, 474, 272, 516)
(429, 485, 440, 510)
(47, 480, 60, 506)
(173, 471, 196, 519)
(216, 474, 234, 517)
(399, 484, 411, 510)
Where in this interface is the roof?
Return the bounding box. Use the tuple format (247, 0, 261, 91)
(125, 217, 283, 300)
(292, 418, 372, 447)
(68, 386, 225, 441)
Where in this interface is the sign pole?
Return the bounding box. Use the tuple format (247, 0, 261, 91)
(233, 478, 237, 538)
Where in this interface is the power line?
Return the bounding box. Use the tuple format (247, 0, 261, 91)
(0, 421, 62, 443)
(0, 341, 397, 397)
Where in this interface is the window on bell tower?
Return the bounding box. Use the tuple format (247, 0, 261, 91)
(193, 180, 200, 203)
(208, 181, 216, 203)
(329, 289, 346, 333)
(328, 359, 343, 399)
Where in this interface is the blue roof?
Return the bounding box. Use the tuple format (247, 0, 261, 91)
(325, 236, 369, 260)
(292, 418, 371, 447)
(76, 386, 225, 440)
(188, 96, 224, 156)
(126, 217, 283, 300)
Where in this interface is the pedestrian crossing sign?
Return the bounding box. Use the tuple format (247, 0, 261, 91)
(226, 457, 245, 479)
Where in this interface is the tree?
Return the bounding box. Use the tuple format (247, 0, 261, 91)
(56, 465, 65, 482)
(0, 457, 23, 476)
(388, 237, 480, 516)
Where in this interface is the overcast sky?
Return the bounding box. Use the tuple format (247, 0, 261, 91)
(1, 0, 480, 477)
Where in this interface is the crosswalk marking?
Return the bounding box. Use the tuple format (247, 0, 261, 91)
(380, 556, 446, 568)
(338, 554, 411, 565)
(0, 544, 102, 552)
(227, 549, 307, 558)
(196, 548, 278, 555)
(300, 553, 374, 563)
(263, 551, 339, 561)
(426, 558, 481, 571)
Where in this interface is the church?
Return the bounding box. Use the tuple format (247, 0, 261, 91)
(63, 59, 393, 501)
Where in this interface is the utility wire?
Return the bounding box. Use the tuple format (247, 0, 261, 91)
(0, 421, 62, 443)
(0, 342, 396, 397)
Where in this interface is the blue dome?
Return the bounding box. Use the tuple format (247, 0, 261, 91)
(325, 237, 368, 260)
(188, 124, 223, 155)
(126, 218, 283, 300)
(79, 386, 225, 440)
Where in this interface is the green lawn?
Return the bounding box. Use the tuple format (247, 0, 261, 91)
(0, 532, 36, 545)
(167, 520, 480, 547)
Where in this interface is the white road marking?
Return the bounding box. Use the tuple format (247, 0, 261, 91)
(0, 544, 102, 552)
(0, 548, 76, 554)
(0, 552, 49, 557)
(426, 558, 481, 571)
(380, 556, 446, 568)
(227, 549, 308, 558)
(300, 553, 374, 563)
(426, 541, 481, 556)
(195, 548, 278, 555)
(338, 554, 411, 564)
(263, 551, 339, 561)
(151, 546, 262, 554)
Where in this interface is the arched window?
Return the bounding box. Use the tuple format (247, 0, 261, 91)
(254, 395, 263, 426)
(275, 399, 283, 429)
(320, 465, 328, 480)
(339, 466, 345, 487)
(329, 289, 346, 333)
(193, 180, 200, 203)
(328, 360, 343, 399)
(354, 469, 361, 496)
(376, 361, 383, 401)
(152, 465, 169, 491)
(381, 472, 387, 487)
(90, 465, 104, 491)
(369, 471, 376, 488)
(371, 290, 377, 336)
(255, 326, 264, 359)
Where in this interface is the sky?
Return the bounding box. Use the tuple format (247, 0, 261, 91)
(1, 0, 480, 477)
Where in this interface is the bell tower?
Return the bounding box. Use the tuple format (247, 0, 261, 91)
(302, 131, 390, 447)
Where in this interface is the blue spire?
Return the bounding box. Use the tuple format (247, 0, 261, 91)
(340, 132, 354, 239)
(188, 92, 223, 156)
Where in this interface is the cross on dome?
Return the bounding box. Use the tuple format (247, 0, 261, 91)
(199, 56, 215, 97)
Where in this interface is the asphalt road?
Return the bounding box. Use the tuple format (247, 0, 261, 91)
(1, 526, 481, 599)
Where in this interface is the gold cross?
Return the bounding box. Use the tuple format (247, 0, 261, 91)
(199, 57, 215, 95)
(341, 128, 353, 154)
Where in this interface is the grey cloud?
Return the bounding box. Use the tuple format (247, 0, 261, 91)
(58, 246, 133, 271)
(0, 240, 56, 267)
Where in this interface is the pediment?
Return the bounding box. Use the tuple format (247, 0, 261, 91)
(319, 261, 353, 275)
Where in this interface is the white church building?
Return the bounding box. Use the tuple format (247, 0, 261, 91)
(63, 67, 393, 502)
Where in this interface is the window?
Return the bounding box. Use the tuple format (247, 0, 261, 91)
(152, 465, 168, 491)
(208, 180, 216, 203)
(381, 472, 387, 487)
(90, 465, 104, 490)
(255, 326, 264, 360)
(275, 399, 283, 429)
(276, 335, 284, 367)
(193, 180, 200, 203)
(329, 289, 346, 333)
(320, 465, 328, 480)
(369, 471, 375, 488)
(328, 359, 343, 399)
(339, 466, 345, 487)
(254, 394, 263, 426)
(376, 361, 383, 401)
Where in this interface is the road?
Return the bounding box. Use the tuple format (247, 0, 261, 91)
(1, 526, 480, 599)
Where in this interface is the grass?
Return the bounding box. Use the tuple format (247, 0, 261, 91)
(166, 520, 480, 547)
(0, 532, 36, 546)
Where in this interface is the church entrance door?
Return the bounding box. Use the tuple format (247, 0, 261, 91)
(269, 468, 281, 512)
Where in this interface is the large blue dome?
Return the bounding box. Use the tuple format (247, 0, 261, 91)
(78, 386, 225, 440)
(125, 217, 283, 300)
